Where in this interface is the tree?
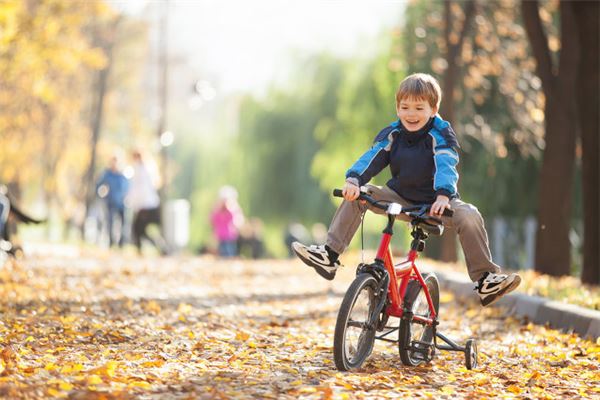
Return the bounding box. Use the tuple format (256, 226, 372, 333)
(83, 14, 123, 220)
(572, 1, 599, 284)
(438, 0, 476, 262)
(0, 0, 107, 207)
(522, 0, 579, 276)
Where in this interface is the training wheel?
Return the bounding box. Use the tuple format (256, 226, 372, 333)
(464, 338, 478, 370)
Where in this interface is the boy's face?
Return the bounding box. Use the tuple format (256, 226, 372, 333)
(396, 97, 437, 132)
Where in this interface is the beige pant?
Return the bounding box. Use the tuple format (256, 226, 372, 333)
(326, 184, 500, 282)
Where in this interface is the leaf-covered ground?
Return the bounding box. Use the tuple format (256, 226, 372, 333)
(0, 247, 598, 399)
(420, 258, 600, 311)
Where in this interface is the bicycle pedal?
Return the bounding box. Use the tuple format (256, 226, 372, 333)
(409, 341, 434, 359)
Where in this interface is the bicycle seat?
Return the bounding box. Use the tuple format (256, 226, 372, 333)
(414, 220, 444, 236)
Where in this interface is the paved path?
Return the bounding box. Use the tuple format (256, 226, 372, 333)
(0, 251, 598, 399)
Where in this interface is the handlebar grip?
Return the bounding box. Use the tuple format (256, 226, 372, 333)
(333, 189, 344, 198)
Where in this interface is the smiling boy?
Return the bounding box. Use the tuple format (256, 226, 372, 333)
(292, 73, 520, 307)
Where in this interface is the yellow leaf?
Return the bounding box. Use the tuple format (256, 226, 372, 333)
(474, 374, 489, 385)
(235, 331, 250, 341)
(144, 301, 161, 314)
(440, 292, 455, 303)
(141, 360, 165, 368)
(87, 375, 103, 385)
(105, 361, 118, 377)
(177, 303, 192, 314)
(58, 381, 73, 391)
(290, 380, 303, 386)
(440, 386, 455, 395)
(61, 363, 84, 374)
(128, 380, 151, 389)
(507, 385, 522, 394)
(45, 362, 58, 371)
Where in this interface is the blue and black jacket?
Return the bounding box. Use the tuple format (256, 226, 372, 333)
(96, 169, 129, 210)
(346, 115, 460, 204)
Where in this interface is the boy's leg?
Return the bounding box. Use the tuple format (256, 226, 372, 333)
(292, 184, 408, 280)
(442, 199, 499, 282)
(443, 199, 520, 306)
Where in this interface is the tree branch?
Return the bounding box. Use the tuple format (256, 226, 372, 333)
(557, 1, 579, 92)
(521, 0, 555, 91)
(456, 0, 476, 55)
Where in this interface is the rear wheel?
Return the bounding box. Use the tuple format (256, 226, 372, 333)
(333, 273, 379, 371)
(398, 273, 440, 366)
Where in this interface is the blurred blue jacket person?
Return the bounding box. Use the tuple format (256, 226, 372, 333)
(96, 156, 129, 247)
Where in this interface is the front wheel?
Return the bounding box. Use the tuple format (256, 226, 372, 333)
(398, 273, 440, 366)
(333, 273, 380, 371)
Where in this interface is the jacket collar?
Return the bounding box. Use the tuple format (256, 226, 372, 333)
(397, 117, 435, 136)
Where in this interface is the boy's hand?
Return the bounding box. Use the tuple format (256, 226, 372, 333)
(342, 180, 360, 201)
(430, 195, 451, 217)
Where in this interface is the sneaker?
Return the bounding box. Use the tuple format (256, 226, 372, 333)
(291, 242, 340, 281)
(476, 272, 521, 307)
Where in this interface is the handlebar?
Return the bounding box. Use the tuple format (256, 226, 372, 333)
(332, 188, 454, 222)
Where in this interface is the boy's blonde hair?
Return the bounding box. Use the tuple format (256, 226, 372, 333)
(396, 73, 442, 110)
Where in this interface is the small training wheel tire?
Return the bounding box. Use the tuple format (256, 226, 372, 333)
(465, 338, 477, 370)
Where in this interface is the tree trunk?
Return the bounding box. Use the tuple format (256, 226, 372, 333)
(439, 0, 476, 263)
(573, 1, 600, 284)
(534, 96, 576, 275)
(83, 18, 120, 219)
(522, 1, 579, 276)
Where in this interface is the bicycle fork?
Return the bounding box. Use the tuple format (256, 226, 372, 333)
(358, 263, 390, 331)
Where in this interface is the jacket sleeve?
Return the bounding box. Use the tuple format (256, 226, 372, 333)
(345, 129, 393, 186)
(430, 116, 460, 198)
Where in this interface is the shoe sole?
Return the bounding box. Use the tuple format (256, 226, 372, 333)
(480, 275, 521, 307)
(291, 245, 336, 281)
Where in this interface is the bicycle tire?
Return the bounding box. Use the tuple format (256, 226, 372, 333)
(333, 273, 379, 371)
(398, 273, 440, 366)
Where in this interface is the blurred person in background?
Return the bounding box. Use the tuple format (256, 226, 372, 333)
(0, 185, 46, 257)
(238, 217, 265, 259)
(127, 150, 169, 256)
(96, 155, 129, 248)
(0, 190, 10, 254)
(210, 186, 244, 257)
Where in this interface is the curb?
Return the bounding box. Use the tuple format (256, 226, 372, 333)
(432, 269, 600, 340)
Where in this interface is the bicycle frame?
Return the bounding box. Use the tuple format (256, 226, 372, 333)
(374, 220, 437, 325)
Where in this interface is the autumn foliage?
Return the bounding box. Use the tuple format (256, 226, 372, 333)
(0, 253, 598, 399)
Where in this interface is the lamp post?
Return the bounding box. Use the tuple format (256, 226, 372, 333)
(156, 0, 169, 201)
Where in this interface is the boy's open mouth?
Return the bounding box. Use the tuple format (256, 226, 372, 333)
(404, 119, 421, 128)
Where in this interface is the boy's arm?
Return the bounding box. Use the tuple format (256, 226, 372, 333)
(345, 129, 393, 186)
(430, 117, 460, 198)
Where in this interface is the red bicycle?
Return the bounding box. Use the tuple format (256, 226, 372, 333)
(331, 189, 478, 371)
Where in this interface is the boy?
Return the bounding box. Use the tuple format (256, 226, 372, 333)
(292, 73, 520, 307)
